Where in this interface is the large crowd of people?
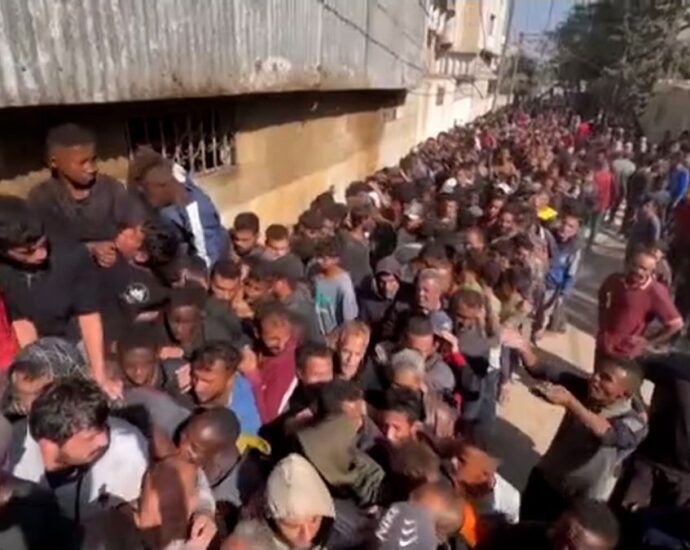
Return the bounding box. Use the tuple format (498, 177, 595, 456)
(0, 102, 689, 550)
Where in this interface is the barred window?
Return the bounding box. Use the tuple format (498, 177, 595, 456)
(126, 108, 236, 175)
(381, 107, 399, 123)
(436, 86, 445, 106)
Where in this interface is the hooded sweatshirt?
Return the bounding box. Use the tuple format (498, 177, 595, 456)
(297, 415, 385, 508)
(232, 453, 334, 550)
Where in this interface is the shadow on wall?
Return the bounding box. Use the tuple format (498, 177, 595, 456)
(0, 89, 406, 195)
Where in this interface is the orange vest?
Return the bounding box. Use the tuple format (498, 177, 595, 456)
(459, 501, 479, 547)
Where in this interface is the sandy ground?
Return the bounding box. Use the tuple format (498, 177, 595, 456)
(493, 226, 626, 491)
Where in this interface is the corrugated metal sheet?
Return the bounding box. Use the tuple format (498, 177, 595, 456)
(0, 0, 428, 107)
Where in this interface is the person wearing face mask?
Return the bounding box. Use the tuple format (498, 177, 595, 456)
(0, 196, 118, 398)
(503, 332, 647, 523)
(227, 453, 335, 550)
(597, 246, 682, 359)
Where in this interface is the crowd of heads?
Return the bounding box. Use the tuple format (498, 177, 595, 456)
(0, 102, 687, 550)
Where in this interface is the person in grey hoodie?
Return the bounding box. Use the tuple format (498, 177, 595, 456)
(226, 454, 335, 550)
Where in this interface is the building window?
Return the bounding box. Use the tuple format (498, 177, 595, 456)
(381, 107, 399, 123)
(488, 14, 496, 37)
(126, 108, 236, 175)
(436, 87, 446, 106)
(487, 79, 498, 95)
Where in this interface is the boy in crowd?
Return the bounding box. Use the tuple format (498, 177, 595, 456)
(536, 211, 582, 335)
(117, 328, 186, 402)
(29, 123, 130, 267)
(357, 255, 413, 345)
(313, 236, 358, 336)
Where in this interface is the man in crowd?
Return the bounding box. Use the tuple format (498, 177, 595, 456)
(1, 108, 689, 550)
(597, 245, 682, 359)
(10, 378, 149, 522)
(0, 196, 118, 397)
(505, 331, 647, 522)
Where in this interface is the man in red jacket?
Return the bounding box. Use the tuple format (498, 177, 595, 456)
(587, 154, 613, 249)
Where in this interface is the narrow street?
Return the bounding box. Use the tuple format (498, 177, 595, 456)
(494, 227, 626, 490)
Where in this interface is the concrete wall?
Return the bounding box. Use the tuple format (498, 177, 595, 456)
(0, 90, 419, 226)
(415, 78, 484, 140)
(453, 0, 508, 56)
(0, 83, 496, 228)
(199, 92, 420, 225)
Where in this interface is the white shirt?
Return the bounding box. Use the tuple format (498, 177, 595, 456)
(10, 417, 149, 521)
(493, 474, 521, 524)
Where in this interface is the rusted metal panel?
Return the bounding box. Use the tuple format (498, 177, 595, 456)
(0, 0, 428, 107)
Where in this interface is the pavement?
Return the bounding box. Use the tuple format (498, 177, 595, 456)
(493, 225, 626, 491)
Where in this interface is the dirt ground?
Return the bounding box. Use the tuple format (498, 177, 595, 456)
(493, 227, 626, 491)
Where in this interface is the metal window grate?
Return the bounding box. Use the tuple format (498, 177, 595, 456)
(381, 107, 399, 123)
(126, 109, 236, 175)
(436, 86, 445, 106)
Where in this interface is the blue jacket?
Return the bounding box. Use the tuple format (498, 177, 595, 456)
(668, 166, 689, 205)
(545, 232, 582, 294)
(161, 175, 229, 267)
(229, 374, 261, 436)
